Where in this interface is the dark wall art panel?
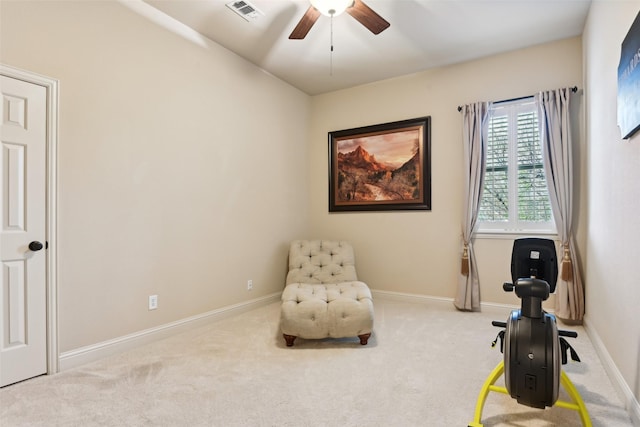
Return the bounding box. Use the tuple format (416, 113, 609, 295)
(618, 10, 640, 139)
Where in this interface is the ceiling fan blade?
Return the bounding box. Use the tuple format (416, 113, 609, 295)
(289, 6, 321, 39)
(346, 0, 390, 35)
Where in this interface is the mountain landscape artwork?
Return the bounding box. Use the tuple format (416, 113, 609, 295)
(329, 117, 431, 212)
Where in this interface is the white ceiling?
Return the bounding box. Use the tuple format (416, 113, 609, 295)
(143, 0, 592, 95)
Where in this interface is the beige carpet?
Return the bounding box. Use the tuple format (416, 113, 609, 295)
(0, 298, 634, 426)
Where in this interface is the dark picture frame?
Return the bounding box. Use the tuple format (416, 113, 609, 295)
(618, 10, 640, 139)
(328, 116, 431, 212)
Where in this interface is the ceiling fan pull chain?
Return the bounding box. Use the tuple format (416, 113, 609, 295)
(330, 14, 334, 76)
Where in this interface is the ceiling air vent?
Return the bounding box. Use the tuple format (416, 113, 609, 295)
(226, 1, 264, 22)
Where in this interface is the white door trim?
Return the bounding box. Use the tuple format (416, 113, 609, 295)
(1, 64, 59, 375)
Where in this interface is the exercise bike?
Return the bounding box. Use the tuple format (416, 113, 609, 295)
(468, 238, 591, 427)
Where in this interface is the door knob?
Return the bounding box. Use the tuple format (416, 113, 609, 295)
(28, 241, 44, 252)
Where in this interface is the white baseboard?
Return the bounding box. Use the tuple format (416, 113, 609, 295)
(59, 292, 281, 371)
(584, 316, 640, 426)
(371, 289, 519, 314)
(371, 289, 455, 305)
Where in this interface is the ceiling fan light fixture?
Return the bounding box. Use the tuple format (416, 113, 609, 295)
(289, 0, 388, 40)
(310, 0, 353, 17)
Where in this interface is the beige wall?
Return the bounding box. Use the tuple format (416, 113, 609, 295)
(0, 1, 311, 352)
(310, 37, 583, 307)
(583, 0, 640, 418)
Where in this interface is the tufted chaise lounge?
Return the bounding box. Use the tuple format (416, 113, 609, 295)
(280, 240, 374, 347)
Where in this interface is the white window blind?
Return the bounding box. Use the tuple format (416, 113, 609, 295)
(478, 99, 555, 233)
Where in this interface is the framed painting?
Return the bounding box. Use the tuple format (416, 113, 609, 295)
(618, 10, 640, 139)
(328, 116, 431, 212)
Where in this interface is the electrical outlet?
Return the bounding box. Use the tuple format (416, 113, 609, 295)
(247, 280, 253, 291)
(149, 295, 158, 310)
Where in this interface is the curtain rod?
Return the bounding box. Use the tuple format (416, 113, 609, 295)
(457, 86, 578, 112)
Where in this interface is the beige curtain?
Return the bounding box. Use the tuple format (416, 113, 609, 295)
(454, 102, 490, 311)
(535, 88, 584, 322)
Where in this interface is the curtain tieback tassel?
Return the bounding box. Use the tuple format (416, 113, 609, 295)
(461, 245, 470, 276)
(561, 245, 573, 282)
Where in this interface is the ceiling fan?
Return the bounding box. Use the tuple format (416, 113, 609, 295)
(289, 0, 390, 40)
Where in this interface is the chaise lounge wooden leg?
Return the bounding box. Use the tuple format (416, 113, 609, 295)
(283, 334, 297, 347)
(358, 333, 371, 345)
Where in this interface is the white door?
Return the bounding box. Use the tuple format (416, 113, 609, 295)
(0, 75, 47, 387)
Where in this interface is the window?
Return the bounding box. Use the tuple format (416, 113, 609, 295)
(478, 99, 555, 233)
